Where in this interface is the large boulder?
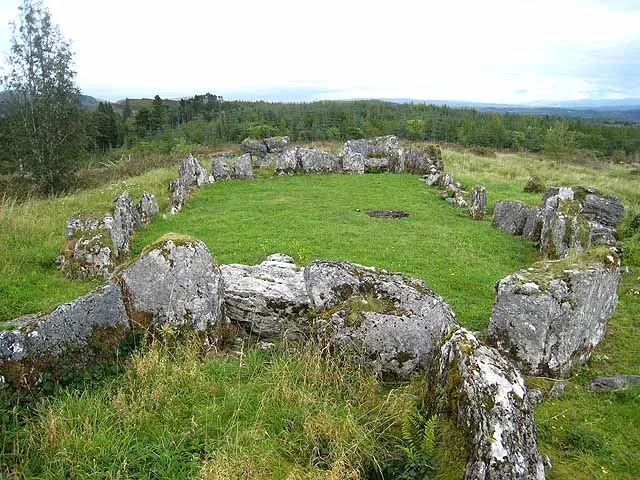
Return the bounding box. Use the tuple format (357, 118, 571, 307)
(264, 136, 290, 153)
(220, 254, 310, 338)
(169, 178, 189, 214)
(297, 148, 341, 173)
(119, 235, 224, 332)
(305, 260, 458, 378)
(0, 285, 130, 387)
(425, 328, 545, 480)
(404, 144, 443, 175)
(493, 200, 530, 235)
(342, 152, 365, 174)
(275, 148, 299, 175)
(211, 152, 235, 181)
(137, 192, 159, 225)
(232, 153, 254, 179)
(539, 200, 590, 259)
(488, 250, 621, 377)
(179, 153, 210, 187)
(61, 213, 115, 280)
(367, 135, 404, 172)
(240, 138, 268, 159)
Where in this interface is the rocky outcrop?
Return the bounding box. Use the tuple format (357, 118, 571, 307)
(275, 148, 298, 175)
(179, 153, 211, 187)
(0, 285, 130, 386)
(170, 178, 189, 214)
(298, 148, 341, 173)
(138, 192, 159, 224)
(488, 251, 621, 378)
(469, 186, 487, 220)
(211, 152, 235, 181)
(232, 153, 254, 179)
(425, 328, 545, 480)
(119, 236, 224, 332)
(305, 260, 458, 378)
(220, 254, 310, 338)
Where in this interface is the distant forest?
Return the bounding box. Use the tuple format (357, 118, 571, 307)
(90, 94, 640, 158)
(2, 93, 640, 194)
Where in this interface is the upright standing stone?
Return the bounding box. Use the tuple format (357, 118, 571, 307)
(169, 178, 189, 214)
(233, 153, 254, 179)
(469, 186, 487, 220)
(211, 152, 235, 181)
(179, 153, 210, 187)
(138, 192, 159, 224)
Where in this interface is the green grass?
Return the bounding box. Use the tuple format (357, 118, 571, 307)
(133, 173, 538, 330)
(1, 147, 640, 478)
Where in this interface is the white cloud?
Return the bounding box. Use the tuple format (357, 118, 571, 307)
(0, 0, 638, 102)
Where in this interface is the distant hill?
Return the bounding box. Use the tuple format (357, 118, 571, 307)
(0, 91, 100, 113)
(379, 98, 640, 123)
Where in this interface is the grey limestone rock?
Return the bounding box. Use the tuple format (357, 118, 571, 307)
(522, 207, 543, 242)
(342, 151, 365, 174)
(220, 253, 310, 338)
(232, 153, 254, 179)
(297, 148, 340, 173)
(119, 236, 224, 331)
(425, 328, 545, 480)
(493, 200, 530, 235)
(179, 153, 210, 187)
(138, 192, 159, 225)
(539, 200, 591, 259)
(264, 136, 290, 153)
(65, 212, 113, 240)
(470, 186, 487, 220)
(367, 135, 404, 172)
(488, 255, 621, 377)
(275, 148, 298, 175)
(304, 260, 458, 378)
(0, 285, 130, 386)
(111, 192, 140, 257)
(589, 375, 640, 393)
(240, 138, 268, 158)
(404, 144, 443, 175)
(60, 230, 114, 280)
(169, 178, 189, 214)
(211, 152, 235, 181)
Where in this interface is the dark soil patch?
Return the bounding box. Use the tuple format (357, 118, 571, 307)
(366, 210, 409, 219)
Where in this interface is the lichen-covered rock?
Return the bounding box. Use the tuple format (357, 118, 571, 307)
(589, 375, 640, 393)
(179, 153, 210, 187)
(60, 230, 114, 280)
(404, 144, 443, 175)
(297, 148, 340, 173)
(305, 260, 458, 378)
(425, 328, 545, 480)
(240, 138, 268, 158)
(470, 186, 487, 220)
(65, 212, 113, 240)
(0, 285, 130, 387)
(220, 253, 310, 338)
(488, 252, 621, 377)
(367, 135, 404, 172)
(539, 200, 591, 259)
(342, 152, 365, 174)
(342, 139, 369, 158)
(264, 136, 290, 153)
(119, 235, 224, 331)
(275, 148, 298, 175)
(493, 200, 530, 235)
(522, 207, 543, 242)
(111, 192, 140, 257)
(524, 176, 546, 193)
(138, 192, 159, 224)
(169, 178, 189, 214)
(211, 152, 235, 181)
(232, 153, 254, 179)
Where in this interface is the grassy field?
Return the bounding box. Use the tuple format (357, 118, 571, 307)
(1, 147, 639, 478)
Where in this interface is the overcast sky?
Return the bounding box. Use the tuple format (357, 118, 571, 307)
(0, 0, 639, 103)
